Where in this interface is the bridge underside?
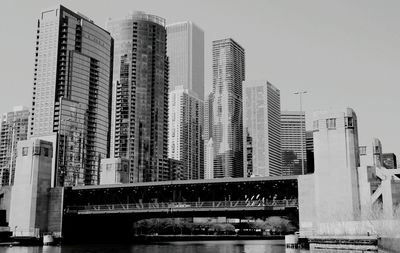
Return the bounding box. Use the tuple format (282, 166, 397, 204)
(62, 177, 299, 241)
(63, 207, 298, 242)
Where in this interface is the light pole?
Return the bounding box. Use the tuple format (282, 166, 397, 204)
(294, 91, 307, 175)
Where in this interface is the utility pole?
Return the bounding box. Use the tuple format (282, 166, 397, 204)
(294, 91, 307, 175)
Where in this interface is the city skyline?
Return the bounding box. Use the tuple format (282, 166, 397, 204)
(1, 0, 399, 159)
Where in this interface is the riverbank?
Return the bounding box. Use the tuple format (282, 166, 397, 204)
(131, 235, 284, 243)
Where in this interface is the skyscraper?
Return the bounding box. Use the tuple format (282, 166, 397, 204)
(243, 81, 281, 177)
(167, 21, 204, 180)
(212, 38, 245, 178)
(167, 21, 204, 100)
(30, 5, 113, 186)
(0, 106, 30, 186)
(107, 12, 169, 182)
(306, 130, 314, 174)
(168, 89, 204, 180)
(281, 111, 306, 175)
(204, 93, 214, 179)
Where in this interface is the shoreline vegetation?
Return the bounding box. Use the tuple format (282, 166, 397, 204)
(132, 217, 297, 237)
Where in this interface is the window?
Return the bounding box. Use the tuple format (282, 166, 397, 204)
(374, 145, 381, 155)
(42, 147, 49, 157)
(22, 147, 29, 156)
(313, 120, 319, 131)
(326, 118, 336, 129)
(345, 117, 354, 128)
(359, 146, 367, 156)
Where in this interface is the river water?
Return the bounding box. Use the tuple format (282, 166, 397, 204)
(0, 240, 388, 253)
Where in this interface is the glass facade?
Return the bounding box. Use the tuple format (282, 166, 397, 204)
(212, 38, 245, 178)
(107, 12, 169, 182)
(168, 89, 204, 180)
(30, 5, 113, 186)
(281, 111, 306, 176)
(166, 21, 204, 100)
(243, 81, 281, 177)
(0, 107, 30, 186)
(167, 21, 204, 180)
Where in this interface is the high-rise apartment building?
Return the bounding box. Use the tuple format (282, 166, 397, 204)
(243, 81, 281, 177)
(281, 111, 306, 175)
(167, 21, 204, 100)
(30, 5, 113, 186)
(167, 21, 204, 180)
(204, 93, 214, 179)
(168, 89, 204, 180)
(107, 12, 169, 182)
(306, 130, 314, 174)
(0, 106, 30, 186)
(212, 38, 245, 178)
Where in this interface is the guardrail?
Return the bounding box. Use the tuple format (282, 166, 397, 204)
(65, 199, 298, 214)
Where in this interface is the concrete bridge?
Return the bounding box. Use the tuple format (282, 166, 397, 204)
(4, 108, 400, 242)
(59, 176, 299, 241)
(66, 199, 298, 216)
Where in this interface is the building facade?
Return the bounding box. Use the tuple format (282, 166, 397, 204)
(305, 130, 314, 174)
(243, 81, 281, 177)
(212, 38, 245, 178)
(166, 21, 204, 100)
(167, 21, 204, 180)
(281, 111, 306, 175)
(107, 12, 169, 182)
(100, 158, 129, 185)
(0, 106, 30, 186)
(29, 5, 113, 186)
(168, 89, 204, 180)
(204, 93, 214, 179)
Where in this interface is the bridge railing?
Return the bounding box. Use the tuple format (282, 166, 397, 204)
(65, 199, 298, 213)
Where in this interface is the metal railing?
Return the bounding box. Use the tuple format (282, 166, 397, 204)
(65, 199, 298, 214)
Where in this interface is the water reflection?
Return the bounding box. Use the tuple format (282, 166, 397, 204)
(285, 248, 382, 253)
(0, 241, 387, 253)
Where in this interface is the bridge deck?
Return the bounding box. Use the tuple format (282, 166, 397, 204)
(66, 199, 298, 215)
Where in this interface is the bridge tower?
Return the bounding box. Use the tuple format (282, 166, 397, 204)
(313, 108, 361, 223)
(9, 139, 53, 237)
(299, 108, 362, 236)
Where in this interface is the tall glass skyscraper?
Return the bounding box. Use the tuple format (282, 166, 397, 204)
(0, 106, 30, 186)
(204, 93, 214, 179)
(281, 111, 306, 175)
(167, 21, 204, 100)
(107, 12, 169, 182)
(212, 38, 245, 178)
(168, 89, 204, 180)
(243, 81, 281, 177)
(30, 5, 113, 186)
(167, 21, 204, 180)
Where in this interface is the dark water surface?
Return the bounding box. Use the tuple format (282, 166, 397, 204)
(0, 240, 387, 253)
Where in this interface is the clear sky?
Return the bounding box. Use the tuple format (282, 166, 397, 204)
(1, 0, 399, 156)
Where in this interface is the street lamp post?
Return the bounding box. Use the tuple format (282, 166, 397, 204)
(294, 91, 307, 175)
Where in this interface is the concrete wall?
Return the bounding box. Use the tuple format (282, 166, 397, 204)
(379, 237, 400, 252)
(47, 187, 64, 237)
(0, 186, 12, 224)
(316, 220, 400, 236)
(100, 158, 129, 185)
(298, 174, 316, 237)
